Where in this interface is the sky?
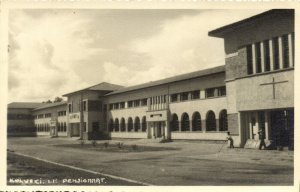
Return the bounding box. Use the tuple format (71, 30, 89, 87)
(8, 9, 267, 103)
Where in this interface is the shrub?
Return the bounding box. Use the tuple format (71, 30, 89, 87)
(131, 144, 138, 150)
(91, 140, 97, 147)
(159, 138, 173, 143)
(80, 140, 85, 146)
(103, 142, 109, 148)
(117, 142, 124, 149)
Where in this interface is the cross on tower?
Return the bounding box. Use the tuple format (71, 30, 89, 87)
(260, 77, 288, 99)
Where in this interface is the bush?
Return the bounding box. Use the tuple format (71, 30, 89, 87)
(91, 140, 97, 147)
(131, 144, 138, 150)
(103, 142, 109, 148)
(80, 140, 85, 146)
(117, 142, 124, 149)
(159, 138, 173, 143)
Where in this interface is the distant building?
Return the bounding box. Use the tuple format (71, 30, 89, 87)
(7, 9, 294, 149)
(7, 102, 44, 136)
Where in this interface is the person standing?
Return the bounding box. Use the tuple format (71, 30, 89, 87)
(258, 129, 267, 150)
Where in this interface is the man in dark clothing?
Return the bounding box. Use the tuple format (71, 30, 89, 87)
(258, 129, 267, 150)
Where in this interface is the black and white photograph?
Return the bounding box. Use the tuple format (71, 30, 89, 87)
(2, 4, 297, 189)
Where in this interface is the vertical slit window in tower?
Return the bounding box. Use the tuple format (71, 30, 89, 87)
(273, 37, 280, 70)
(282, 34, 290, 68)
(292, 32, 295, 66)
(246, 44, 253, 74)
(263, 40, 270, 72)
(255, 42, 262, 73)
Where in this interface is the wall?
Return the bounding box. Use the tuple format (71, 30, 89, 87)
(7, 108, 35, 136)
(110, 132, 147, 139)
(104, 72, 226, 103)
(169, 97, 227, 121)
(33, 103, 68, 136)
(171, 132, 227, 140)
(236, 70, 294, 111)
(223, 11, 294, 54)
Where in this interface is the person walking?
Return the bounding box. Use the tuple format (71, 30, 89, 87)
(227, 131, 234, 148)
(258, 129, 267, 150)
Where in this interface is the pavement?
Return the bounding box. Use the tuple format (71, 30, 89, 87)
(7, 137, 294, 186)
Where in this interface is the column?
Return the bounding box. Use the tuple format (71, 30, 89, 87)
(147, 98, 150, 111)
(252, 44, 257, 74)
(264, 111, 270, 140)
(269, 39, 274, 71)
(165, 120, 170, 139)
(202, 119, 206, 132)
(152, 97, 155, 110)
(153, 122, 157, 138)
(125, 123, 128, 132)
(167, 95, 170, 109)
(188, 92, 192, 100)
(177, 94, 180, 102)
(260, 42, 265, 72)
(159, 96, 162, 110)
(288, 33, 294, 67)
(278, 37, 283, 69)
(200, 90, 205, 99)
(216, 119, 220, 132)
(189, 120, 193, 132)
(178, 121, 182, 132)
(162, 122, 165, 138)
(248, 114, 253, 139)
(254, 112, 259, 140)
(147, 122, 151, 138)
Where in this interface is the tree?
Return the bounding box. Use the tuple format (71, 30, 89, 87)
(42, 97, 64, 103)
(54, 97, 63, 103)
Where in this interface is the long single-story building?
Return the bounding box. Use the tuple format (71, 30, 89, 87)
(7, 9, 294, 149)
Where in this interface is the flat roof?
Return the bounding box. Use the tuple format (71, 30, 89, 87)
(208, 9, 293, 38)
(63, 82, 124, 96)
(8, 102, 44, 109)
(106, 65, 225, 96)
(32, 101, 67, 111)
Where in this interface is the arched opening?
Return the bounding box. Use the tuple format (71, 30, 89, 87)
(109, 119, 114, 132)
(219, 110, 228, 131)
(114, 118, 119, 132)
(181, 113, 190, 131)
(142, 116, 147, 132)
(120, 118, 126, 132)
(192, 112, 202, 131)
(134, 117, 140, 132)
(128, 117, 133, 132)
(206, 111, 216, 131)
(171, 114, 179, 131)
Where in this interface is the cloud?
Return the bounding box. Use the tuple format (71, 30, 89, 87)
(8, 9, 267, 102)
(8, 10, 98, 102)
(102, 10, 267, 85)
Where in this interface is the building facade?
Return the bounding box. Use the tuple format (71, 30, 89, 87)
(7, 9, 294, 149)
(209, 9, 294, 149)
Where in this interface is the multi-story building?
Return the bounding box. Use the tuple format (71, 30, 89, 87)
(7, 9, 294, 149)
(209, 9, 294, 149)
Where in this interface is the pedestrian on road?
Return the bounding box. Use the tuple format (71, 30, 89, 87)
(258, 129, 267, 150)
(227, 131, 234, 148)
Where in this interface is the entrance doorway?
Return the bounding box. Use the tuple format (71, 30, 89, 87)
(71, 123, 80, 137)
(156, 122, 162, 138)
(150, 121, 165, 139)
(270, 109, 294, 150)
